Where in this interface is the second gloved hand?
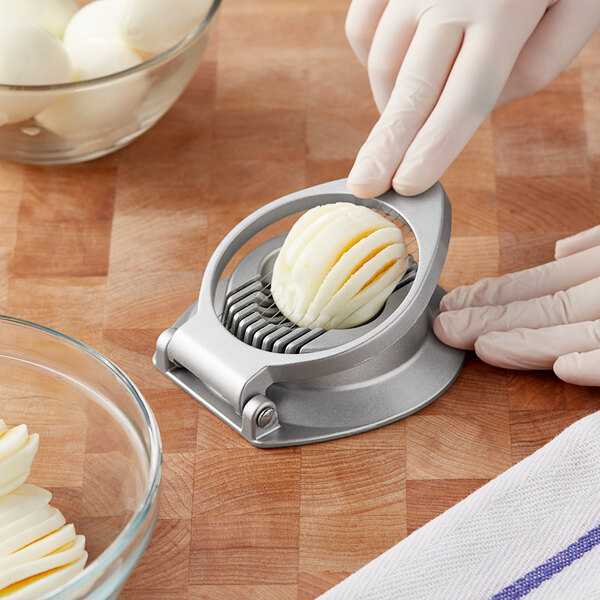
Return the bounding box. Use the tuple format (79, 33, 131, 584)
(345, 0, 600, 197)
(433, 226, 600, 386)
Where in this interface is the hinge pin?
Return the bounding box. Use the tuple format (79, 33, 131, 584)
(256, 407, 277, 429)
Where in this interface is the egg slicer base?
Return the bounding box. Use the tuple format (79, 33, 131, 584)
(154, 179, 465, 448)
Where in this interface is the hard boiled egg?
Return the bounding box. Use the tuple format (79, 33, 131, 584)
(271, 203, 409, 330)
(0, 0, 78, 38)
(0, 20, 71, 125)
(63, 1, 121, 47)
(35, 38, 148, 139)
(107, 0, 213, 55)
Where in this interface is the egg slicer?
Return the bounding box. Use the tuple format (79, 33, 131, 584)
(154, 179, 465, 448)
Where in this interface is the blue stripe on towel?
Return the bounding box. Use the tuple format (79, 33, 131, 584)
(490, 523, 600, 600)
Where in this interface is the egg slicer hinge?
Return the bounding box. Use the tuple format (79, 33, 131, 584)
(153, 179, 465, 448)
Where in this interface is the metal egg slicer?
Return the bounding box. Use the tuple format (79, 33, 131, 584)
(154, 179, 465, 448)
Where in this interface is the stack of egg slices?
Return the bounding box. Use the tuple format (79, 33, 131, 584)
(0, 419, 87, 599)
(0, 0, 212, 129)
(271, 203, 409, 330)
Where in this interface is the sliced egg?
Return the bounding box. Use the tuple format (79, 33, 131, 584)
(271, 202, 409, 330)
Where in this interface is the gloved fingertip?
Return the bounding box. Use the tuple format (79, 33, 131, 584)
(553, 225, 600, 259)
(391, 174, 428, 198)
(474, 334, 527, 370)
(347, 180, 382, 199)
(347, 161, 390, 199)
(392, 153, 433, 197)
(433, 312, 476, 351)
(553, 353, 585, 386)
(473, 334, 502, 368)
(474, 332, 534, 370)
(553, 239, 568, 260)
(439, 290, 460, 312)
(432, 314, 448, 342)
(439, 295, 449, 312)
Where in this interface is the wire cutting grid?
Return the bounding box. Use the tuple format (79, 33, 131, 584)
(0, 1, 599, 598)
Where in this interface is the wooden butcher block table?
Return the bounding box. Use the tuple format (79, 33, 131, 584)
(1, 1, 600, 598)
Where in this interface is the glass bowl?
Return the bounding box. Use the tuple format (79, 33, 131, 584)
(0, 0, 221, 164)
(0, 315, 162, 599)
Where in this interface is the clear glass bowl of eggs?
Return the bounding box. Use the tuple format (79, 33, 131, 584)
(0, 0, 220, 164)
(0, 315, 162, 599)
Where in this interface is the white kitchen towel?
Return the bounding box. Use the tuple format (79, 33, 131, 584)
(318, 411, 600, 600)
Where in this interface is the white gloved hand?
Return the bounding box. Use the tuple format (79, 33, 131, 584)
(433, 226, 600, 386)
(345, 0, 600, 198)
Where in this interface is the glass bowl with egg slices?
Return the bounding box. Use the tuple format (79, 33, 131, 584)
(0, 315, 161, 599)
(0, 0, 221, 164)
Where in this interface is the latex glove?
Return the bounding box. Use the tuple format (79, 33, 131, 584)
(345, 0, 600, 197)
(433, 226, 600, 386)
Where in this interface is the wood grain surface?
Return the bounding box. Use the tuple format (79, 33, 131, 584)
(1, 1, 600, 598)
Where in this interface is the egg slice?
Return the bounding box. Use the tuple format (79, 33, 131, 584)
(271, 202, 409, 330)
(0, 505, 66, 557)
(0, 485, 52, 528)
(0, 552, 87, 600)
(0, 422, 39, 497)
(0, 422, 88, 600)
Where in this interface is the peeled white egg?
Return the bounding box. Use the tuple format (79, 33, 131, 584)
(107, 0, 213, 55)
(0, 0, 78, 38)
(63, 1, 120, 47)
(35, 38, 148, 139)
(271, 203, 409, 330)
(0, 20, 71, 125)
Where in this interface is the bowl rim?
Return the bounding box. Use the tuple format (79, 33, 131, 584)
(0, 0, 222, 92)
(0, 314, 162, 598)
